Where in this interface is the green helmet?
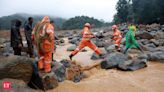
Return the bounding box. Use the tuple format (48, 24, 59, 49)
(129, 26, 136, 31)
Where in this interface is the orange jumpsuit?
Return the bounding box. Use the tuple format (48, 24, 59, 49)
(71, 27, 101, 56)
(32, 16, 54, 73)
(113, 29, 122, 49)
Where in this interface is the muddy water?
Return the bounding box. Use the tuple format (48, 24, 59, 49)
(51, 38, 164, 92)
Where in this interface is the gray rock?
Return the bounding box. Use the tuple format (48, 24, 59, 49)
(60, 59, 71, 68)
(137, 54, 148, 60)
(67, 45, 77, 51)
(140, 39, 150, 45)
(60, 39, 65, 43)
(52, 61, 66, 82)
(118, 59, 147, 71)
(94, 32, 104, 39)
(147, 51, 164, 62)
(92, 38, 106, 47)
(0, 79, 36, 92)
(91, 48, 107, 60)
(91, 53, 100, 60)
(155, 32, 164, 39)
(146, 43, 156, 48)
(0, 38, 6, 45)
(136, 32, 154, 40)
(0, 55, 34, 82)
(105, 45, 115, 53)
(69, 37, 80, 45)
(101, 52, 128, 69)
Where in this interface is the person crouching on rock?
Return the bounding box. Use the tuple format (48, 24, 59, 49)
(69, 23, 103, 60)
(111, 25, 122, 52)
(123, 26, 143, 54)
(32, 16, 54, 73)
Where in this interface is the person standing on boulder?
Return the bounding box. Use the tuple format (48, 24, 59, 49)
(32, 16, 54, 73)
(24, 17, 34, 58)
(69, 23, 103, 60)
(124, 26, 143, 54)
(11, 19, 23, 55)
(111, 25, 122, 51)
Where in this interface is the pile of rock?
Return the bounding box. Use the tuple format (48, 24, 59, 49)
(101, 51, 148, 71)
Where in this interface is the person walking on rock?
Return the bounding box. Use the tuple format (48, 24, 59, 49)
(111, 25, 122, 51)
(11, 19, 23, 55)
(124, 26, 143, 54)
(32, 16, 54, 73)
(24, 17, 34, 57)
(69, 23, 103, 60)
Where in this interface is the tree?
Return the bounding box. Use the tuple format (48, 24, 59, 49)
(114, 0, 164, 24)
(62, 16, 104, 30)
(115, 0, 129, 23)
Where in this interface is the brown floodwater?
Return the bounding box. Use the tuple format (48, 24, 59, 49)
(50, 38, 164, 92)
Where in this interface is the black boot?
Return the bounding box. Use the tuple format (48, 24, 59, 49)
(69, 54, 74, 60)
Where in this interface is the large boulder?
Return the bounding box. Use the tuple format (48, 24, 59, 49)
(0, 79, 36, 92)
(0, 55, 59, 91)
(105, 45, 115, 53)
(54, 59, 84, 83)
(52, 61, 66, 82)
(118, 59, 147, 71)
(28, 61, 58, 91)
(100, 52, 128, 69)
(0, 55, 34, 82)
(91, 48, 107, 60)
(117, 53, 148, 71)
(147, 51, 164, 62)
(136, 32, 154, 40)
(65, 61, 84, 83)
(100, 52, 148, 71)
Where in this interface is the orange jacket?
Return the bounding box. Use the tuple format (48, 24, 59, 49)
(32, 16, 54, 53)
(81, 27, 94, 40)
(113, 29, 122, 41)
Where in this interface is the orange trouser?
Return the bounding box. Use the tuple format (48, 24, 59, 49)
(114, 38, 122, 48)
(71, 39, 101, 56)
(38, 40, 53, 73)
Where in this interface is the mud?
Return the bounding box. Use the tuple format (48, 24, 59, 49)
(50, 38, 164, 92)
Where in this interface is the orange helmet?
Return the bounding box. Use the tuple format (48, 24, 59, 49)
(84, 23, 91, 29)
(112, 25, 118, 30)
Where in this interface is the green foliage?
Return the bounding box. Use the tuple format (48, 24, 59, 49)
(0, 13, 66, 30)
(115, 0, 129, 23)
(62, 16, 105, 30)
(114, 0, 164, 24)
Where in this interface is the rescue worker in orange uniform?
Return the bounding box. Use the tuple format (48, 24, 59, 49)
(69, 23, 102, 60)
(32, 16, 54, 73)
(112, 25, 122, 51)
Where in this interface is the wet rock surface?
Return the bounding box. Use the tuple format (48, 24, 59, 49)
(0, 55, 34, 82)
(67, 45, 77, 51)
(101, 51, 148, 71)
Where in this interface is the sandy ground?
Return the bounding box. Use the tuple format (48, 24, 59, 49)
(50, 38, 164, 92)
